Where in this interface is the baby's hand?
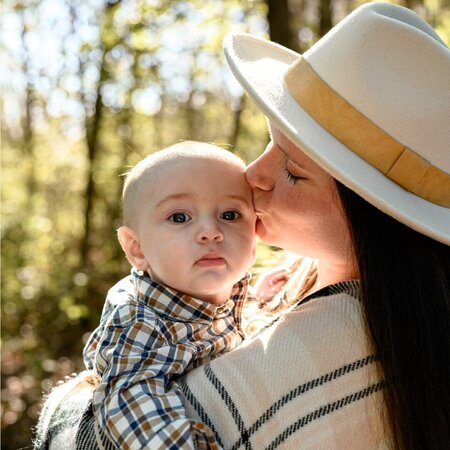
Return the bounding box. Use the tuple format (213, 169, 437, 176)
(253, 267, 290, 304)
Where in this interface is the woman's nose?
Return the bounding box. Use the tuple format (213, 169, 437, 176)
(245, 142, 275, 191)
(197, 221, 224, 243)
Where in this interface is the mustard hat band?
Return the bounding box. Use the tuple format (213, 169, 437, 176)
(284, 58, 450, 208)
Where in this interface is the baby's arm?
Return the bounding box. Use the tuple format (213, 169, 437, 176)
(93, 307, 220, 450)
(83, 324, 104, 371)
(252, 266, 290, 304)
(83, 275, 134, 369)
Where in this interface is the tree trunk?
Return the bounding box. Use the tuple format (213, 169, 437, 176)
(20, 11, 37, 200)
(80, 0, 120, 265)
(228, 96, 244, 149)
(266, 0, 297, 51)
(404, 0, 424, 9)
(319, 0, 332, 37)
(80, 75, 104, 263)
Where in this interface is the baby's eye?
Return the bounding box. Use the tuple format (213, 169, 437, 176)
(221, 210, 240, 221)
(169, 212, 191, 223)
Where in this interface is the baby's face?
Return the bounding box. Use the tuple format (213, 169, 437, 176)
(134, 157, 256, 304)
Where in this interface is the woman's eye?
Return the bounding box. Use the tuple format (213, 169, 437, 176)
(285, 169, 302, 185)
(169, 213, 191, 223)
(221, 210, 240, 221)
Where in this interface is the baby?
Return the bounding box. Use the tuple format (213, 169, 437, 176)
(83, 141, 256, 449)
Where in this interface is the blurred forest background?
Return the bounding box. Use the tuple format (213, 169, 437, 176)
(1, 0, 449, 447)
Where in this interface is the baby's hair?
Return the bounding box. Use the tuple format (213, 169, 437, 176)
(122, 141, 246, 229)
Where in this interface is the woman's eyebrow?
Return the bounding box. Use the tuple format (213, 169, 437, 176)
(286, 157, 304, 169)
(276, 144, 290, 161)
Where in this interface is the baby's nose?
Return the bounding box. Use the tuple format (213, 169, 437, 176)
(197, 221, 224, 243)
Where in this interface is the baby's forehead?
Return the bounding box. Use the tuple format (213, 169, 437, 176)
(139, 150, 245, 179)
(124, 150, 250, 225)
(125, 144, 247, 199)
(166, 154, 243, 170)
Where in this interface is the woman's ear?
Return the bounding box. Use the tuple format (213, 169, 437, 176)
(117, 226, 149, 270)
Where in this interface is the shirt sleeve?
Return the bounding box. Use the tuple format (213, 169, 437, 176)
(83, 276, 134, 370)
(92, 306, 221, 450)
(83, 310, 110, 370)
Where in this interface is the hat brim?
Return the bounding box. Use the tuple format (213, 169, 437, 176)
(224, 33, 450, 245)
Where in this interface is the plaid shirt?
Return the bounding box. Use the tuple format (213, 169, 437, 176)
(83, 269, 248, 450)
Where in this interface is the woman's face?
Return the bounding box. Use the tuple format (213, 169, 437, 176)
(245, 123, 355, 281)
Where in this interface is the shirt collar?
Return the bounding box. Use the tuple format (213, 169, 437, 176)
(295, 279, 360, 309)
(130, 268, 249, 322)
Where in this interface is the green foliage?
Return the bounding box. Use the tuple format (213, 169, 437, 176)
(1, 1, 269, 447)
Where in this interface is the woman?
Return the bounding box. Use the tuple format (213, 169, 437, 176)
(35, 3, 449, 449)
(181, 3, 450, 449)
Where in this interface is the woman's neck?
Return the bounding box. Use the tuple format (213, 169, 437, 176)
(315, 260, 358, 289)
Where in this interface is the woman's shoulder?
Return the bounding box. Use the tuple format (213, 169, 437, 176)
(181, 279, 387, 450)
(246, 280, 366, 368)
(244, 278, 363, 345)
(289, 279, 363, 336)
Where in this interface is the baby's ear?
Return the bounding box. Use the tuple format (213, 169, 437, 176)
(117, 226, 148, 270)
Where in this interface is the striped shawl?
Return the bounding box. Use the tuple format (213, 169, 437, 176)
(34, 280, 390, 449)
(179, 281, 389, 449)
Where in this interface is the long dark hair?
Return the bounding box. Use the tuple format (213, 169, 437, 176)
(335, 182, 450, 450)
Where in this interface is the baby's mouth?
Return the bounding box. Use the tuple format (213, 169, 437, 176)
(196, 253, 226, 267)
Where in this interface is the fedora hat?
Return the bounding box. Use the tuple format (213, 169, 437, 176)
(224, 2, 450, 245)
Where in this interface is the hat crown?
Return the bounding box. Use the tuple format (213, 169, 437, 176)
(304, 2, 450, 174)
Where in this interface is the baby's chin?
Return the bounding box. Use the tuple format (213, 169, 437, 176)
(185, 283, 236, 305)
(190, 289, 232, 305)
